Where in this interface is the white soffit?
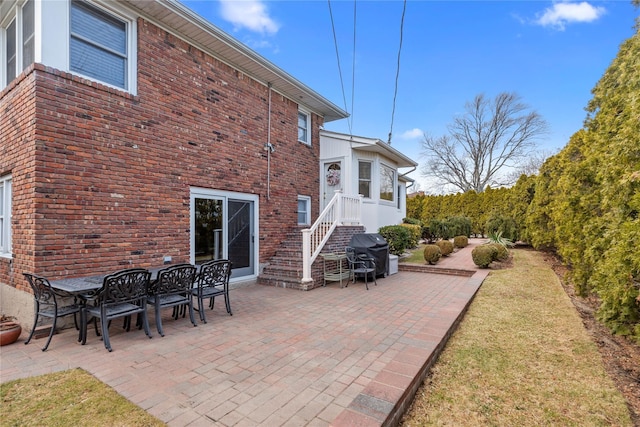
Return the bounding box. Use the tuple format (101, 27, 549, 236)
(124, 0, 348, 123)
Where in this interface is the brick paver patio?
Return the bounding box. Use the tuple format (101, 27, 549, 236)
(0, 241, 489, 426)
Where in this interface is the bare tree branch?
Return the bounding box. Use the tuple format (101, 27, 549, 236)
(420, 92, 548, 193)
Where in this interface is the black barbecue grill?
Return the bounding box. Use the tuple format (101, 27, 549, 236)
(348, 233, 389, 277)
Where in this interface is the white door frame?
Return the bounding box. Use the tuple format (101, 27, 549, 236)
(321, 159, 344, 211)
(190, 187, 259, 282)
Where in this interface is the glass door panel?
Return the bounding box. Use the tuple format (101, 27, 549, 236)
(228, 200, 254, 277)
(194, 198, 224, 264)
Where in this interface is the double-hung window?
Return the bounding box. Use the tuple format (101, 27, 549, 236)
(0, 175, 12, 258)
(358, 161, 371, 198)
(298, 109, 311, 145)
(297, 196, 311, 225)
(380, 164, 396, 202)
(3, 0, 34, 87)
(70, 0, 129, 90)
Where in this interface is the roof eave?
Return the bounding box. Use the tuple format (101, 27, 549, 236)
(123, 0, 348, 122)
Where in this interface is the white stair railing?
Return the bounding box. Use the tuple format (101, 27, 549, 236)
(301, 191, 363, 284)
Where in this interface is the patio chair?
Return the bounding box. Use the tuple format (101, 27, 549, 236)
(23, 273, 82, 351)
(345, 247, 377, 290)
(147, 264, 197, 336)
(81, 268, 152, 352)
(192, 259, 232, 323)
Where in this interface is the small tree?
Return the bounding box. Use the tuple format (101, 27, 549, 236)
(421, 92, 548, 193)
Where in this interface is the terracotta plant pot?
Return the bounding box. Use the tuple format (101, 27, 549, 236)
(0, 321, 22, 346)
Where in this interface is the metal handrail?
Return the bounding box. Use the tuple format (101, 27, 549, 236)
(301, 191, 362, 283)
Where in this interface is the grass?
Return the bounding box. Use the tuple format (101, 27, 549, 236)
(401, 248, 632, 426)
(0, 368, 165, 427)
(400, 243, 428, 264)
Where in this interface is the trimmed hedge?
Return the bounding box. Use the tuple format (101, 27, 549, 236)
(378, 225, 411, 256)
(423, 244, 442, 264)
(472, 245, 495, 268)
(453, 235, 468, 248)
(487, 242, 509, 261)
(435, 239, 454, 256)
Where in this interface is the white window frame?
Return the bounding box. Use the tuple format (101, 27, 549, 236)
(0, 175, 12, 258)
(298, 108, 311, 145)
(69, 0, 134, 92)
(1, 0, 34, 87)
(379, 163, 396, 203)
(297, 195, 311, 226)
(358, 160, 372, 199)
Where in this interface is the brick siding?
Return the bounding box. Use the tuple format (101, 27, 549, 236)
(0, 17, 324, 288)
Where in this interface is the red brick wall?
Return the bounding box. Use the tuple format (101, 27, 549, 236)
(0, 68, 37, 292)
(0, 18, 324, 284)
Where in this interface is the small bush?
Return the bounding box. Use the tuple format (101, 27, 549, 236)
(435, 239, 454, 256)
(378, 225, 411, 256)
(472, 245, 495, 268)
(453, 235, 468, 248)
(423, 245, 442, 264)
(421, 225, 436, 242)
(400, 223, 421, 248)
(487, 242, 509, 261)
(403, 217, 422, 226)
(486, 216, 519, 242)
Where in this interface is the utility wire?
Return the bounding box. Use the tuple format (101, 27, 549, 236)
(350, 0, 357, 133)
(328, 0, 353, 135)
(388, 0, 407, 145)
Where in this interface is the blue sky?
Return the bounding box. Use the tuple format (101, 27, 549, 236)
(180, 0, 638, 191)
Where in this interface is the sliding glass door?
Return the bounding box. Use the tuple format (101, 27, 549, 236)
(191, 189, 257, 279)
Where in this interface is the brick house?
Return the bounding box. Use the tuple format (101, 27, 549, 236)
(0, 0, 352, 319)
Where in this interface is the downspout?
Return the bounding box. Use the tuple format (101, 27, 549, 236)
(399, 165, 417, 191)
(266, 83, 273, 201)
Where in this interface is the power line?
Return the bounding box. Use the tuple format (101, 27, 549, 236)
(327, 0, 353, 135)
(388, 0, 407, 145)
(350, 1, 357, 132)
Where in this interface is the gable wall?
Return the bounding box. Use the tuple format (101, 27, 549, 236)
(0, 17, 323, 285)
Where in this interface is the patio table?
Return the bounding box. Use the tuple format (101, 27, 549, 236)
(48, 266, 201, 295)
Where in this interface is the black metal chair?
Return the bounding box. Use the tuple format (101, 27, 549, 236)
(23, 273, 82, 351)
(345, 247, 377, 290)
(81, 268, 152, 352)
(147, 264, 197, 336)
(192, 259, 232, 323)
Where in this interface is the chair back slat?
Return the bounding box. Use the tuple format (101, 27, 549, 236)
(152, 264, 197, 296)
(102, 268, 151, 305)
(197, 260, 232, 289)
(23, 273, 58, 307)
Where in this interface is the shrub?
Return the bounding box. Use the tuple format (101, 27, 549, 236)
(421, 225, 436, 242)
(453, 235, 468, 248)
(487, 230, 514, 248)
(472, 245, 495, 268)
(487, 242, 509, 261)
(447, 216, 472, 237)
(378, 225, 411, 256)
(403, 217, 422, 226)
(429, 219, 450, 240)
(400, 223, 421, 248)
(435, 239, 454, 256)
(486, 215, 519, 242)
(423, 245, 442, 264)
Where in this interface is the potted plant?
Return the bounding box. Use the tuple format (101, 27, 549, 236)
(0, 314, 22, 346)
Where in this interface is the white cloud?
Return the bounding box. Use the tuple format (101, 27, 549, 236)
(399, 128, 424, 140)
(535, 2, 606, 31)
(219, 0, 280, 35)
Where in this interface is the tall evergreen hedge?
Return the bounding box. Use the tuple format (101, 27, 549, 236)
(407, 25, 640, 341)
